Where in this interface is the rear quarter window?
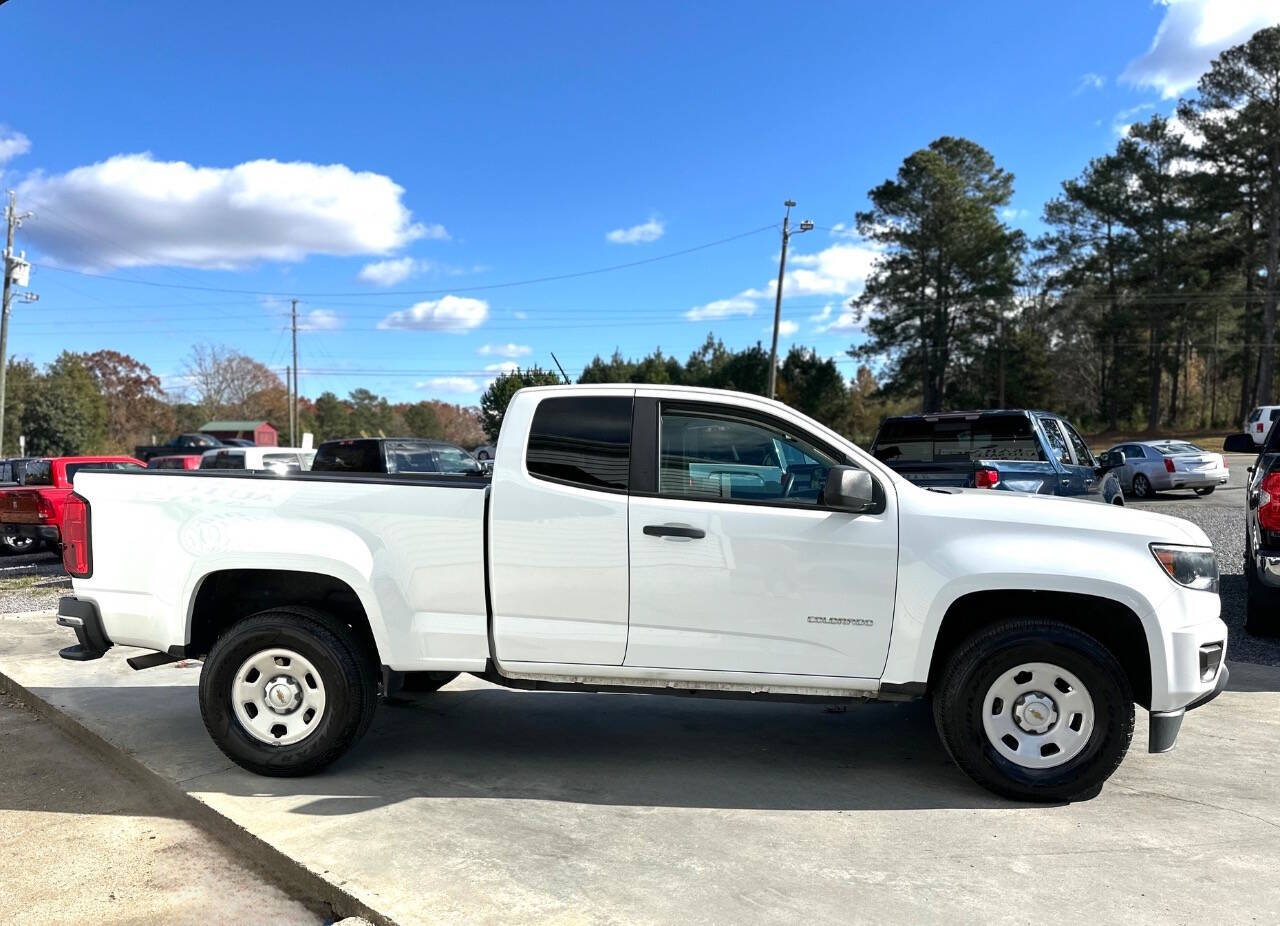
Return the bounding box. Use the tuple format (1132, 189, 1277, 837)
(873, 415, 1045, 463)
(312, 441, 384, 473)
(526, 396, 632, 491)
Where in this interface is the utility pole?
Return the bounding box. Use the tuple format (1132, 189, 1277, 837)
(290, 299, 299, 447)
(286, 365, 293, 447)
(766, 200, 813, 399)
(0, 191, 37, 455)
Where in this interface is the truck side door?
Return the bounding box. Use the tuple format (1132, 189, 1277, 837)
(626, 396, 898, 680)
(1035, 416, 1078, 496)
(1057, 419, 1103, 499)
(488, 392, 634, 665)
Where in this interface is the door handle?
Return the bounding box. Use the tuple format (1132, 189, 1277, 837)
(643, 524, 706, 540)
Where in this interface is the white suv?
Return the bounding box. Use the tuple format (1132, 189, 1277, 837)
(1245, 405, 1280, 446)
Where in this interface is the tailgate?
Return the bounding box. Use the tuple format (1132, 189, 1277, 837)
(882, 461, 976, 488)
(1, 489, 43, 524)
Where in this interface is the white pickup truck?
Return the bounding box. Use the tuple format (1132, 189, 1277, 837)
(55, 385, 1229, 801)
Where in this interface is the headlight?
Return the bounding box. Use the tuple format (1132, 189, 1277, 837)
(1150, 544, 1219, 593)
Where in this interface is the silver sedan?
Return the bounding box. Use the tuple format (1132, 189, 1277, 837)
(1105, 440, 1229, 499)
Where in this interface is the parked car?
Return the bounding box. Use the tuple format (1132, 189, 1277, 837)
(1244, 405, 1280, 447)
(199, 447, 316, 475)
(1104, 440, 1228, 499)
(134, 432, 223, 463)
(1, 456, 144, 550)
(870, 409, 1125, 504)
(148, 455, 203, 471)
(57, 385, 1227, 802)
(1224, 424, 1280, 635)
(311, 438, 483, 476)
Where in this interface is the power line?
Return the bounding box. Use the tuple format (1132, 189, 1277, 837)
(27, 223, 779, 298)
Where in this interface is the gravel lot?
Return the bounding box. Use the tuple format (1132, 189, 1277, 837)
(3, 454, 1274, 665)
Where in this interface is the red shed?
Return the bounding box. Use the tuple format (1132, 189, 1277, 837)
(198, 420, 279, 447)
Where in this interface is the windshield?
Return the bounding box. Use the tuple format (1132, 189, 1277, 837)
(1152, 442, 1204, 455)
(873, 415, 1045, 464)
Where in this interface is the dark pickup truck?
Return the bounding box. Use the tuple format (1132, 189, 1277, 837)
(1223, 429, 1280, 635)
(870, 409, 1125, 504)
(134, 433, 224, 463)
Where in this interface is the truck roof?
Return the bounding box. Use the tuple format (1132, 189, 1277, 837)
(881, 409, 1058, 421)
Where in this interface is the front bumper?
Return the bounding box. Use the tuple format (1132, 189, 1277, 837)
(1150, 663, 1229, 753)
(56, 596, 112, 661)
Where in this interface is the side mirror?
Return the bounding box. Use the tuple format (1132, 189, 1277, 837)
(1223, 433, 1256, 453)
(1097, 450, 1125, 470)
(822, 466, 875, 512)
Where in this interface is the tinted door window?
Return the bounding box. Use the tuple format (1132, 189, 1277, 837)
(1038, 418, 1070, 463)
(432, 446, 482, 474)
(312, 441, 384, 472)
(199, 451, 244, 470)
(659, 408, 836, 505)
(1060, 422, 1094, 467)
(526, 396, 632, 491)
(22, 461, 51, 486)
(1119, 444, 1146, 460)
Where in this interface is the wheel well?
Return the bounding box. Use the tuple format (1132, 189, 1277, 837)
(187, 569, 378, 663)
(927, 590, 1152, 707)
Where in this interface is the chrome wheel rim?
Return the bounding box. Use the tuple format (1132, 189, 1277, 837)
(981, 662, 1094, 769)
(1132, 475, 1149, 497)
(231, 648, 327, 746)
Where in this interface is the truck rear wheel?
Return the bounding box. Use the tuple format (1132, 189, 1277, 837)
(199, 608, 378, 777)
(933, 619, 1134, 802)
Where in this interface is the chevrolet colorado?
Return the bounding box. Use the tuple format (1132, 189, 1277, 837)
(55, 385, 1228, 801)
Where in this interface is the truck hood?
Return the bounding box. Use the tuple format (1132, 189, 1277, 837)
(911, 486, 1211, 547)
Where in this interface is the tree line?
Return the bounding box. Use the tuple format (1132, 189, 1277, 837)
(852, 25, 1280, 431)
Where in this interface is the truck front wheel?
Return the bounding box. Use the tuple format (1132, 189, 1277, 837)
(199, 608, 378, 777)
(933, 619, 1134, 802)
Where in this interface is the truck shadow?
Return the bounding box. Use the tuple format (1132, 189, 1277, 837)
(14, 682, 1029, 816)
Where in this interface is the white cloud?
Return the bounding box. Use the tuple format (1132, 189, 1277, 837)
(686, 241, 878, 325)
(1122, 0, 1280, 99)
(809, 302, 861, 334)
(377, 294, 488, 332)
(483, 361, 520, 374)
(0, 128, 30, 165)
(16, 152, 433, 269)
(826, 222, 859, 239)
(418, 376, 482, 394)
(299, 308, 342, 331)
(1075, 72, 1107, 94)
(1000, 207, 1030, 220)
(359, 257, 422, 286)
(606, 217, 665, 244)
(478, 342, 532, 358)
(776, 320, 799, 337)
(685, 296, 757, 321)
(1112, 101, 1157, 136)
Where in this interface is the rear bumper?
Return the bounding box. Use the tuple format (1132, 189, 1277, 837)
(56, 596, 112, 661)
(1152, 469, 1229, 490)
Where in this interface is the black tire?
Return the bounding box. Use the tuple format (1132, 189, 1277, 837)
(199, 607, 378, 777)
(1193, 486, 1215, 496)
(0, 533, 39, 556)
(933, 619, 1134, 802)
(1244, 546, 1279, 636)
(1131, 473, 1153, 499)
(401, 671, 460, 693)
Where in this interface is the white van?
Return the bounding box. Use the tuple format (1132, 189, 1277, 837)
(199, 446, 317, 474)
(1245, 406, 1280, 446)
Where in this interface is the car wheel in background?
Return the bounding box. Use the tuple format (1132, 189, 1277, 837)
(1193, 486, 1215, 496)
(0, 533, 38, 555)
(1131, 474, 1153, 499)
(933, 618, 1134, 802)
(199, 607, 378, 776)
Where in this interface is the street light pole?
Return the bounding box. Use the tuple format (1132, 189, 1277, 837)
(766, 200, 813, 400)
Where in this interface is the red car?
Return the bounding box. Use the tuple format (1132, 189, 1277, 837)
(148, 454, 203, 470)
(0, 456, 145, 552)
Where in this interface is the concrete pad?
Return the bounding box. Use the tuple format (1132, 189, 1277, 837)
(2, 612, 1279, 926)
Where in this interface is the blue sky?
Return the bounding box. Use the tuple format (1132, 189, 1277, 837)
(2, 0, 1277, 404)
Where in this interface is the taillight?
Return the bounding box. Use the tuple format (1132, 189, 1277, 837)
(1259, 473, 1280, 532)
(36, 495, 54, 520)
(1163, 457, 1176, 473)
(974, 467, 1000, 488)
(62, 492, 91, 578)
(1259, 422, 1265, 432)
